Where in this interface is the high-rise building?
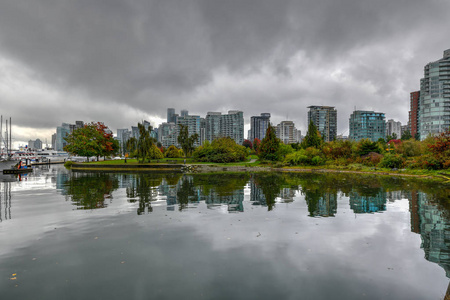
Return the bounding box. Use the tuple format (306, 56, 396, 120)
(276, 121, 299, 144)
(117, 129, 131, 154)
(51, 133, 56, 150)
(307, 106, 337, 142)
(158, 122, 177, 148)
(143, 120, 151, 131)
(181, 109, 189, 117)
(176, 115, 201, 147)
(205, 112, 222, 142)
(131, 126, 139, 139)
(386, 119, 402, 139)
(55, 123, 72, 151)
(409, 91, 420, 138)
(220, 110, 244, 145)
(349, 110, 386, 142)
(199, 118, 206, 145)
(419, 49, 450, 138)
(167, 108, 176, 123)
(250, 113, 271, 141)
(75, 121, 84, 129)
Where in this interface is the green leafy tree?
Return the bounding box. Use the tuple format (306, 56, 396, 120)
(414, 132, 420, 141)
(259, 124, 281, 161)
(301, 120, 322, 149)
(165, 145, 182, 158)
(126, 137, 138, 156)
(401, 130, 412, 140)
(148, 144, 164, 159)
(192, 137, 247, 163)
(136, 123, 154, 163)
(64, 122, 118, 161)
(177, 124, 199, 157)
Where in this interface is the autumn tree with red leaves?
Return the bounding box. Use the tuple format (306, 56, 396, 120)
(64, 122, 119, 161)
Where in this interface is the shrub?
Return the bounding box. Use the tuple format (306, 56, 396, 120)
(356, 139, 381, 156)
(379, 154, 405, 169)
(148, 144, 164, 159)
(397, 140, 423, 157)
(64, 161, 74, 168)
(192, 137, 247, 163)
(359, 152, 383, 166)
(165, 145, 182, 158)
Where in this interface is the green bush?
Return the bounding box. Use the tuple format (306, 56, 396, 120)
(64, 161, 74, 168)
(165, 145, 182, 158)
(379, 154, 405, 169)
(192, 137, 247, 163)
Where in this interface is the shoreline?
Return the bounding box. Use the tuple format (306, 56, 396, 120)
(68, 162, 448, 181)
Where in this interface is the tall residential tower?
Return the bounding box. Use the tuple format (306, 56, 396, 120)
(419, 49, 450, 138)
(307, 106, 337, 142)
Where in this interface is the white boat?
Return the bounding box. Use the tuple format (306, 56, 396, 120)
(34, 149, 69, 163)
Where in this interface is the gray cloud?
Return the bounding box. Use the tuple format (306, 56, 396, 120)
(0, 0, 449, 143)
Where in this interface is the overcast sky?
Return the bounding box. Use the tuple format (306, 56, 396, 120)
(1, 0, 449, 146)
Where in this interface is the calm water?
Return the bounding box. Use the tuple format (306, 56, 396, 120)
(1, 165, 450, 299)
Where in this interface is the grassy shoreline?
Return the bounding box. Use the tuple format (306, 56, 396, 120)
(66, 158, 450, 182)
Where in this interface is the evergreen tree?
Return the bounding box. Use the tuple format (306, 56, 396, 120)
(401, 130, 412, 140)
(258, 124, 281, 161)
(302, 120, 322, 149)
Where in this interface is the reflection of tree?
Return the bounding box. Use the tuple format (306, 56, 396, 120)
(176, 176, 197, 211)
(126, 174, 163, 215)
(253, 173, 287, 211)
(193, 173, 250, 196)
(64, 173, 119, 209)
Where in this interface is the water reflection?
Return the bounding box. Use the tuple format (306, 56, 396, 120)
(63, 173, 119, 209)
(0, 181, 12, 222)
(4, 167, 450, 298)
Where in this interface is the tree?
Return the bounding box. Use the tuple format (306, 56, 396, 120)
(136, 123, 154, 163)
(165, 145, 182, 158)
(64, 122, 118, 161)
(192, 137, 247, 163)
(253, 138, 261, 153)
(259, 124, 281, 161)
(126, 137, 138, 156)
(177, 124, 199, 157)
(401, 130, 412, 140)
(301, 120, 322, 149)
(242, 139, 253, 149)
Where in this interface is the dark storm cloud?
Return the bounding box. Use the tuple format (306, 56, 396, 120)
(0, 0, 449, 141)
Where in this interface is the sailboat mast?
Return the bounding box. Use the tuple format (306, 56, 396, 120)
(10, 117, 12, 153)
(0, 115, 2, 156)
(5, 119, 8, 156)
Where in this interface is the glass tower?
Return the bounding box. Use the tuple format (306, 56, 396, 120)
(419, 49, 450, 138)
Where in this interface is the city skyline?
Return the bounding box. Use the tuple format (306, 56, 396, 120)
(1, 0, 449, 146)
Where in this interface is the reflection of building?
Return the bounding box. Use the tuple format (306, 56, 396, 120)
(304, 190, 337, 217)
(410, 191, 450, 277)
(250, 180, 266, 206)
(316, 193, 337, 217)
(349, 190, 386, 213)
(279, 188, 296, 203)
